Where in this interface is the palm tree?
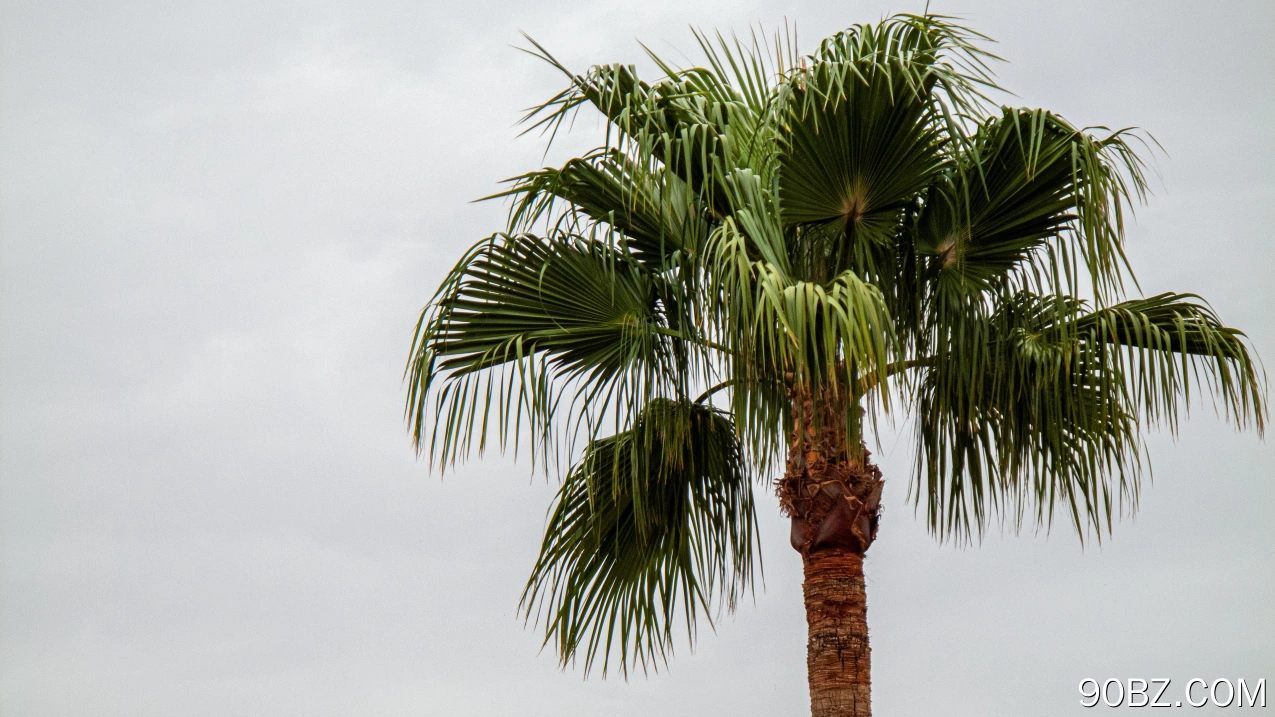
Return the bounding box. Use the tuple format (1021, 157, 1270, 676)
(406, 14, 1265, 717)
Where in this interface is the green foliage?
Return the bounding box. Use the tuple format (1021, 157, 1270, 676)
(915, 291, 1264, 541)
(406, 231, 678, 469)
(407, 13, 1266, 675)
(522, 399, 757, 677)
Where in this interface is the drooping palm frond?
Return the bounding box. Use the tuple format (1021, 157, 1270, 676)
(1066, 293, 1265, 433)
(915, 291, 1265, 541)
(916, 292, 1142, 540)
(521, 399, 758, 677)
(709, 208, 899, 397)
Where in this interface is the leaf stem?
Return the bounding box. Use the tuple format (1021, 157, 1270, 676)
(654, 327, 735, 355)
(695, 379, 735, 404)
(859, 357, 937, 393)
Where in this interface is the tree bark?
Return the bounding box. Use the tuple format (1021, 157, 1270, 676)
(775, 384, 882, 717)
(803, 550, 871, 717)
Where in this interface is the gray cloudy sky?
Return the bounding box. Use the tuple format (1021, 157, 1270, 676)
(1, 1, 1271, 715)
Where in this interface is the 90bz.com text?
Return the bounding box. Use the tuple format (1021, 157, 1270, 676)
(1079, 678, 1265, 708)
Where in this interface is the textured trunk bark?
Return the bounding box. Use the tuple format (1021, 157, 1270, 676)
(803, 549, 871, 717)
(775, 385, 882, 717)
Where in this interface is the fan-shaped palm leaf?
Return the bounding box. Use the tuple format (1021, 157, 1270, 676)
(521, 399, 758, 677)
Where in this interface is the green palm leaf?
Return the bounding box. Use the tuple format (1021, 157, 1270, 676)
(406, 232, 675, 468)
(521, 399, 758, 677)
(1067, 292, 1265, 432)
(915, 291, 1264, 541)
(491, 149, 710, 269)
(777, 58, 944, 272)
(917, 108, 1152, 301)
(520, 40, 744, 216)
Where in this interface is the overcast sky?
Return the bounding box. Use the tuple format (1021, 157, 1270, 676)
(1, 1, 1271, 715)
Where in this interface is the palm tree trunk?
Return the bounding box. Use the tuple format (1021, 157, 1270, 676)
(787, 461, 880, 717)
(776, 386, 883, 716)
(803, 549, 871, 717)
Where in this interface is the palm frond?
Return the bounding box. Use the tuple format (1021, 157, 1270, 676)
(918, 108, 1153, 303)
(521, 399, 758, 677)
(916, 292, 1139, 540)
(689, 24, 798, 116)
(489, 149, 710, 269)
(808, 13, 1001, 120)
(406, 232, 678, 469)
(777, 51, 946, 282)
(914, 290, 1265, 542)
(705, 201, 899, 399)
(1067, 292, 1265, 433)
(520, 35, 785, 218)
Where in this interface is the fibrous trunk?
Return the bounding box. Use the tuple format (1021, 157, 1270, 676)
(777, 385, 883, 717)
(802, 550, 870, 716)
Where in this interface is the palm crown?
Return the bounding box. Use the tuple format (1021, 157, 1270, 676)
(406, 14, 1265, 683)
